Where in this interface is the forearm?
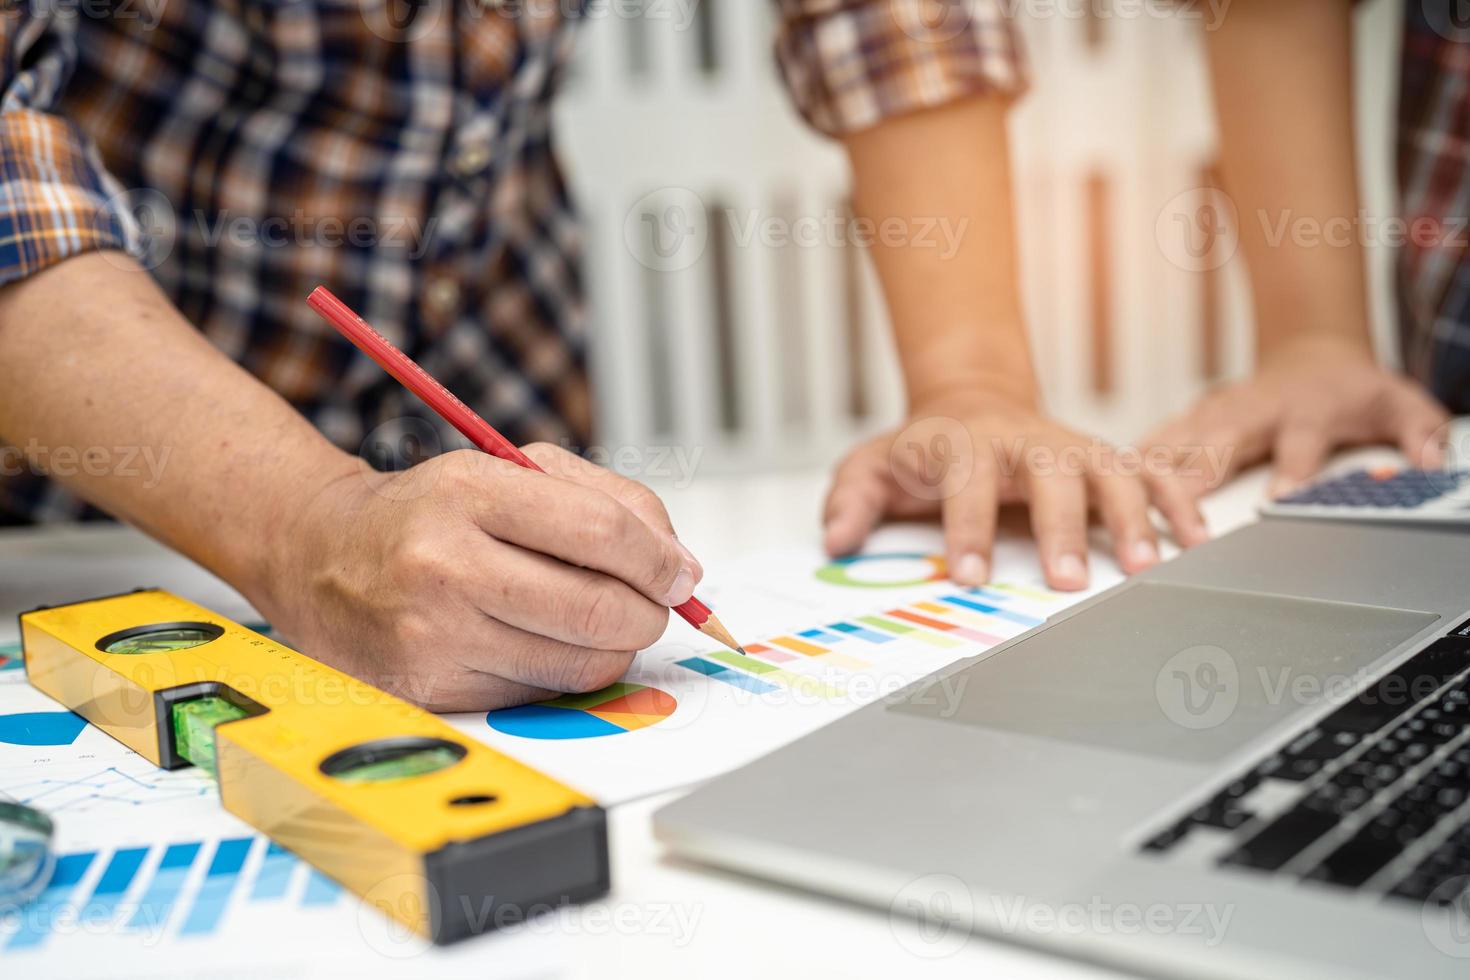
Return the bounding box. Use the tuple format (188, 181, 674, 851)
(1203, 0, 1372, 359)
(843, 94, 1038, 409)
(0, 253, 355, 600)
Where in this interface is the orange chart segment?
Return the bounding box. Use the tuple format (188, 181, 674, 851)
(486, 684, 677, 739)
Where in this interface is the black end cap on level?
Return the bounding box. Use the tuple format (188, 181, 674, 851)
(424, 805, 610, 945)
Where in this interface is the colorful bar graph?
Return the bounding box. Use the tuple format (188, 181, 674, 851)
(770, 636, 827, 656)
(857, 615, 964, 648)
(827, 621, 894, 644)
(885, 608, 1004, 645)
(677, 654, 843, 699)
(82, 846, 149, 922)
(709, 650, 779, 675)
(179, 837, 252, 936)
(983, 583, 1055, 603)
(743, 643, 796, 663)
(676, 657, 779, 695)
(710, 651, 844, 698)
(941, 594, 1043, 627)
(757, 634, 871, 670)
(127, 841, 201, 932)
(670, 573, 1055, 705)
(4, 851, 96, 950)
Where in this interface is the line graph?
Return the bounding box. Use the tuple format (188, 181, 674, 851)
(0, 759, 215, 814)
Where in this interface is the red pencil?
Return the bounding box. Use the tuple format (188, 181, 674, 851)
(307, 286, 744, 654)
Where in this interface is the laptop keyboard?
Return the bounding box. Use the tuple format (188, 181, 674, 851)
(1142, 631, 1470, 905)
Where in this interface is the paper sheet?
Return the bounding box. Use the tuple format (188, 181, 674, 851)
(0, 527, 1121, 974)
(448, 531, 1120, 804)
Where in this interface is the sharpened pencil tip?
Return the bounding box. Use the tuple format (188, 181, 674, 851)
(697, 614, 744, 656)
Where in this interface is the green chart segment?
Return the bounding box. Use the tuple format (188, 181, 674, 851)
(815, 553, 948, 588)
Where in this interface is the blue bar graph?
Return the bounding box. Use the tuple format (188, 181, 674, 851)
(302, 870, 343, 906)
(827, 621, 894, 644)
(178, 837, 252, 936)
(249, 841, 294, 902)
(3, 836, 346, 951)
(126, 841, 201, 932)
(941, 595, 1042, 627)
(5, 851, 97, 950)
(82, 846, 148, 922)
(798, 628, 843, 645)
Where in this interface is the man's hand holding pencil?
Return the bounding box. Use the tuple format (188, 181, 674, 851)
(261, 442, 706, 712)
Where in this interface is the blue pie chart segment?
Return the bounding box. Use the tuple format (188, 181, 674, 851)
(486, 704, 626, 740)
(0, 711, 89, 746)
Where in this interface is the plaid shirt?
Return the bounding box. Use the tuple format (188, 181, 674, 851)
(0, 0, 1025, 522)
(1398, 2, 1470, 414)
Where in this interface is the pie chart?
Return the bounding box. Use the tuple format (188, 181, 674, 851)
(816, 553, 947, 588)
(486, 683, 676, 740)
(0, 711, 88, 746)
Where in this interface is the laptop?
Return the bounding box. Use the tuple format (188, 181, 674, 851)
(655, 516, 1470, 979)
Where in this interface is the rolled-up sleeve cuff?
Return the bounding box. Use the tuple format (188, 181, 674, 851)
(0, 109, 142, 285)
(776, 0, 1027, 137)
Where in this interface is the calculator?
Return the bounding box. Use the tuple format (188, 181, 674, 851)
(1260, 466, 1470, 524)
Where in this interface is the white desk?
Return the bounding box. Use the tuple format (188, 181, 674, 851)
(0, 452, 1396, 979)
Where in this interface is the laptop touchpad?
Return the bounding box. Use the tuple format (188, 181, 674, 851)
(893, 583, 1438, 764)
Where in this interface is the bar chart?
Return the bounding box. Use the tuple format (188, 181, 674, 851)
(1, 836, 344, 951)
(674, 584, 1051, 702)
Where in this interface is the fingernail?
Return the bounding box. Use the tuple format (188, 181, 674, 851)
(953, 552, 989, 587)
(1268, 477, 1298, 500)
(676, 541, 704, 581)
(1182, 522, 1211, 547)
(823, 517, 858, 557)
(665, 566, 696, 607)
(1051, 553, 1088, 589)
(1127, 540, 1159, 570)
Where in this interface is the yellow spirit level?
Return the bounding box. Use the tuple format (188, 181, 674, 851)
(19, 589, 608, 944)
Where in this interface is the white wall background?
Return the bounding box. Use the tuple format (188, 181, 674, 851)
(554, 0, 1405, 473)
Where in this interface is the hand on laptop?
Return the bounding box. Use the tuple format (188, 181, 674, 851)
(1141, 336, 1450, 502)
(823, 392, 1211, 592)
